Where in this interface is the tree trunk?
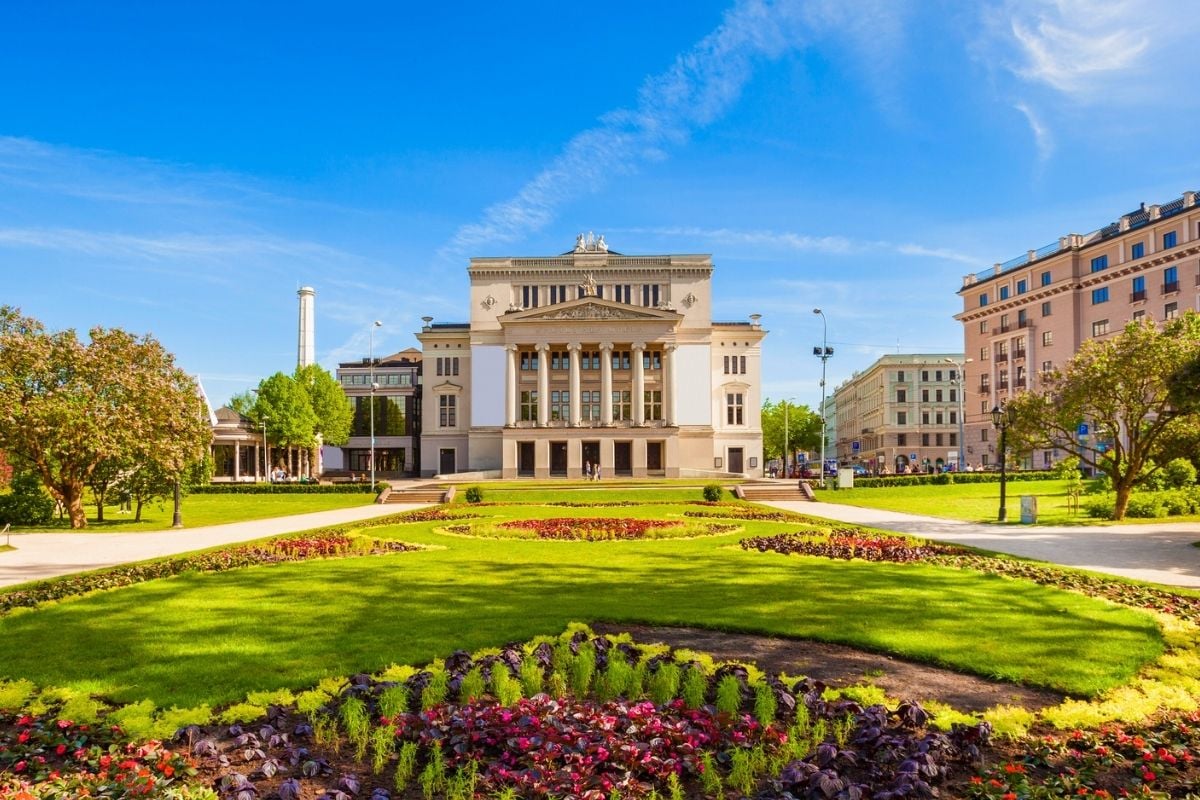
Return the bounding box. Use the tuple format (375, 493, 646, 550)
(94, 486, 106, 522)
(135, 498, 144, 522)
(60, 482, 87, 529)
(1112, 479, 1134, 521)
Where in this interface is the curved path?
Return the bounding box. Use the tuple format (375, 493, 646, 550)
(0, 502, 427, 588)
(765, 500, 1200, 588)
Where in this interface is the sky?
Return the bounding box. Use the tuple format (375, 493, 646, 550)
(2, 0, 1198, 411)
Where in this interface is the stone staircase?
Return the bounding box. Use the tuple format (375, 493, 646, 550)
(381, 485, 449, 504)
(734, 481, 815, 502)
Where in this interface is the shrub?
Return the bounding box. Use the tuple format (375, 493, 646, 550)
(1126, 494, 1169, 518)
(464, 485, 484, 503)
(0, 471, 56, 526)
(1164, 457, 1198, 489)
(190, 483, 378, 494)
(702, 483, 724, 502)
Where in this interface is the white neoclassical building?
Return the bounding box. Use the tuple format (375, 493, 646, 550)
(416, 235, 765, 479)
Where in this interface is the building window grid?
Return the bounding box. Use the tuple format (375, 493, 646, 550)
(612, 390, 632, 421)
(645, 390, 664, 422)
(438, 395, 457, 428)
(613, 350, 631, 371)
(519, 391, 537, 421)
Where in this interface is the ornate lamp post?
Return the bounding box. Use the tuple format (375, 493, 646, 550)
(991, 404, 1014, 522)
(945, 357, 972, 472)
(812, 309, 834, 488)
(369, 320, 382, 493)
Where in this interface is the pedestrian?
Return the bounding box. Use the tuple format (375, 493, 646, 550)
(594, 463, 602, 481)
(584, 461, 592, 480)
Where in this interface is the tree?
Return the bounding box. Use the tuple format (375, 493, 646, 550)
(1006, 312, 1200, 520)
(294, 364, 353, 473)
(0, 306, 212, 528)
(761, 399, 822, 466)
(253, 372, 318, 473)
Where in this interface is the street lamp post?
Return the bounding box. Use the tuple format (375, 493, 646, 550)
(781, 396, 797, 479)
(260, 416, 269, 482)
(812, 309, 834, 488)
(369, 320, 382, 493)
(945, 357, 972, 473)
(991, 404, 1013, 522)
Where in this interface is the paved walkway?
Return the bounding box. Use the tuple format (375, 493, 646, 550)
(763, 501, 1200, 588)
(0, 503, 427, 588)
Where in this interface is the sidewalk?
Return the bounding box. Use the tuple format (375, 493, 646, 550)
(0, 502, 429, 588)
(762, 501, 1200, 588)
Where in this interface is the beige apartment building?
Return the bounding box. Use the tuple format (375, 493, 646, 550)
(415, 234, 766, 478)
(956, 190, 1200, 468)
(832, 354, 966, 474)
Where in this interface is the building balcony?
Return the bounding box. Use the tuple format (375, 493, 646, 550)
(1163, 281, 1180, 294)
(1013, 348, 1026, 359)
(998, 324, 1011, 333)
(997, 381, 1009, 390)
(978, 382, 990, 392)
(995, 352, 1009, 362)
(1017, 318, 1030, 328)
(1015, 378, 1027, 388)
(1130, 289, 1146, 302)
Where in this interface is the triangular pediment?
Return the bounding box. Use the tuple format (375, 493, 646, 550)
(502, 297, 682, 323)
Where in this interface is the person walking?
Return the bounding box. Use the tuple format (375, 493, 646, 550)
(584, 461, 592, 480)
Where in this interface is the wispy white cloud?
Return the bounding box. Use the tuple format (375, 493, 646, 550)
(1013, 101, 1054, 162)
(441, 0, 809, 257)
(614, 225, 983, 267)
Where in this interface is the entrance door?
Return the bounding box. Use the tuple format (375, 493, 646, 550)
(582, 441, 600, 472)
(728, 447, 744, 474)
(439, 448, 456, 475)
(550, 442, 568, 476)
(518, 441, 535, 476)
(613, 441, 632, 475)
(646, 441, 663, 472)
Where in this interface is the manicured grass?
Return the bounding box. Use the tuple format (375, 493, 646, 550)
(17, 492, 375, 532)
(0, 501, 1162, 709)
(814, 480, 1090, 524)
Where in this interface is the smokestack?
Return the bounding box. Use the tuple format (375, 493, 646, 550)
(297, 286, 316, 368)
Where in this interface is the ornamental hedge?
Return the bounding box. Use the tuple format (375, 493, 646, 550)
(846, 471, 1060, 489)
(190, 483, 386, 495)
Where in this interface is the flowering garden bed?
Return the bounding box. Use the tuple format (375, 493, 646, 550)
(443, 517, 740, 541)
(742, 531, 963, 563)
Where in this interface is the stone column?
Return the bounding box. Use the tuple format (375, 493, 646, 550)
(233, 442, 240, 480)
(568, 342, 582, 426)
(600, 341, 614, 425)
(663, 344, 677, 426)
(504, 345, 518, 426)
(536, 343, 550, 426)
(632, 342, 646, 426)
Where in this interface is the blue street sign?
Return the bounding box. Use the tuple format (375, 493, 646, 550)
(1077, 423, 1089, 436)
(851, 441, 860, 452)
(910, 453, 918, 461)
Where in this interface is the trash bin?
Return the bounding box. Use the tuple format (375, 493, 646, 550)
(1020, 495, 1038, 524)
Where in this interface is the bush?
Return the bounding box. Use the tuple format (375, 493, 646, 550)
(1125, 494, 1168, 518)
(190, 483, 379, 494)
(0, 471, 56, 526)
(850, 471, 1059, 489)
(464, 486, 484, 504)
(1163, 458, 1198, 489)
(702, 484, 724, 502)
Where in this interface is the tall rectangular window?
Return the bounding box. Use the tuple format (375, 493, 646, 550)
(641, 284, 661, 307)
(1132, 275, 1145, 297)
(643, 350, 662, 370)
(1091, 287, 1109, 304)
(981, 346, 989, 360)
(999, 286, 1010, 300)
(935, 389, 944, 402)
(519, 391, 537, 421)
(521, 285, 540, 308)
(1164, 266, 1179, 292)
(949, 433, 958, 446)
(922, 389, 930, 402)
(645, 390, 663, 422)
(613, 390, 632, 420)
(548, 284, 569, 304)
(950, 410, 957, 423)
(935, 370, 943, 381)
(1041, 360, 1052, 374)
(613, 285, 632, 303)
(1131, 241, 1145, 259)
(1041, 300, 1051, 316)
(725, 392, 744, 425)
(935, 412, 944, 424)
(922, 433, 930, 447)
(896, 389, 907, 403)
(896, 370, 905, 382)
(1166, 301, 1180, 320)
(1091, 255, 1108, 272)
(949, 388, 957, 402)
(1042, 331, 1053, 346)
(896, 433, 907, 446)
(1163, 231, 1178, 249)
(549, 390, 570, 421)
(979, 320, 988, 333)
(1041, 270, 1052, 286)
(979, 292, 989, 307)
(922, 412, 930, 425)
(897, 411, 907, 425)
(438, 395, 457, 427)
(520, 351, 539, 371)
(1016, 279, 1027, 294)
(582, 390, 601, 421)
(935, 433, 944, 447)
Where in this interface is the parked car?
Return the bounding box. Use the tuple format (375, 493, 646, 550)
(851, 464, 870, 477)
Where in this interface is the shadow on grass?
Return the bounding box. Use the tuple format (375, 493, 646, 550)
(0, 537, 1162, 708)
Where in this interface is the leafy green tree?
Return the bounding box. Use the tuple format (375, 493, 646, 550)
(761, 399, 821, 468)
(1006, 312, 1200, 520)
(295, 364, 352, 472)
(0, 306, 212, 529)
(0, 469, 55, 526)
(253, 372, 318, 472)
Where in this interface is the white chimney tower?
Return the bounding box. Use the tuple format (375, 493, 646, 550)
(297, 286, 316, 368)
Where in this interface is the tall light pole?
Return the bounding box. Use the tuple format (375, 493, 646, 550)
(369, 320, 382, 493)
(945, 357, 972, 472)
(812, 309, 834, 488)
(991, 404, 1013, 522)
(261, 415, 269, 482)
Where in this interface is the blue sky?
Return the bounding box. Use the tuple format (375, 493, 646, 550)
(2, 0, 1198, 410)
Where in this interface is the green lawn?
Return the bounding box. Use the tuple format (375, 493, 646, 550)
(17, 492, 375, 532)
(813, 479, 1092, 524)
(0, 497, 1162, 709)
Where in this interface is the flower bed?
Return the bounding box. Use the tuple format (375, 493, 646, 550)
(0, 713, 199, 799)
(742, 532, 963, 563)
(685, 507, 823, 523)
(0, 533, 419, 617)
(498, 517, 692, 540)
